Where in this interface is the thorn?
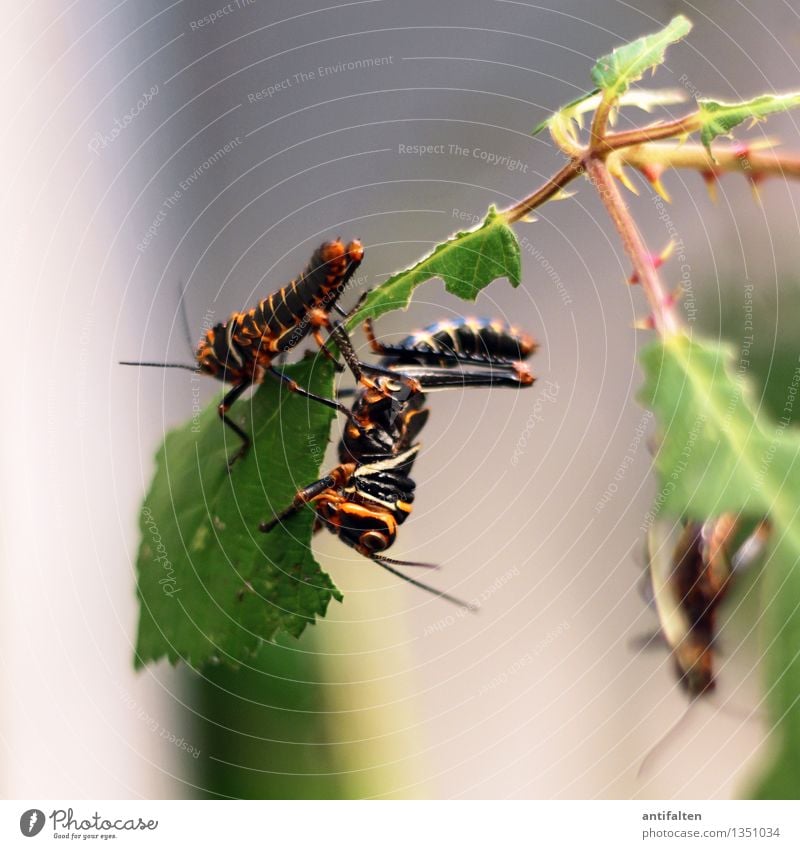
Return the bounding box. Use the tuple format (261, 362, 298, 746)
(629, 241, 675, 284)
(748, 172, 765, 204)
(701, 169, 719, 203)
(641, 163, 671, 203)
(609, 158, 639, 195)
(633, 314, 657, 331)
(551, 190, 577, 202)
(663, 285, 684, 309)
(519, 212, 538, 223)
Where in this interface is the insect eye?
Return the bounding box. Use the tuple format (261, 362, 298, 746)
(360, 530, 388, 552)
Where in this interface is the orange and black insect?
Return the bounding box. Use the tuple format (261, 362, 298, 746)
(644, 515, 771, 697)
(364, 315, 537, 367)
(121, 239, 365, 466)
(338, 317, 537, 464)
(260, 320, 536, 606)
(258, 444, 475, 605)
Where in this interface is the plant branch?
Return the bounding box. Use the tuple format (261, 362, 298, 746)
(618, 141, 800, 180)
(590, 91, 616, 148)
(585, 157, 681, 337)
(502, 157, 585, 224)
(599, 113, 703, 153)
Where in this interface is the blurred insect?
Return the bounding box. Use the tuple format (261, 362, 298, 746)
(644, 515, 771, 697)
(261, 321, 536, 606)
(120, 239, 366, 466)
(636, 514, 771, 777)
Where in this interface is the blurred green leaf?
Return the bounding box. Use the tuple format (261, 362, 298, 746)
(348, 206, 520, 326)
(639, 332, 800, 798)
(591, 15, 692, 98)
(698, 93, 800, 154)
(135, 354, 341, 669)
(532, 87, 687, 138)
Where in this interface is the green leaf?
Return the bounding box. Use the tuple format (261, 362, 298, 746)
(698, 92, 800, 154)
(591, 15, 692, 98)
(134, 354, 341, 669)
(639, 333, 800, 798)
(347, 206, 520, 327)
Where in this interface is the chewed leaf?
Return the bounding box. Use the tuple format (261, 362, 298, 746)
(348, 207, 521, 326)
(698, 92, 800, 154)
(638, 333, 800, 798)
(591, 15, 692, 98)
(134, 354, 340, 669)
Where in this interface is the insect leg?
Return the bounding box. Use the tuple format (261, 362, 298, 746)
(218, 380, 252, 468)
(394, 364, 534, 390)
(266, 366, 365, 430)
(312, 329, 345, 372)
(260, 465, 354, 533)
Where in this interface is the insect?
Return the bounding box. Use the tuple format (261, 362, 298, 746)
(339, 317, 536, 464)
(261, 321, 536, 606)
(121, 239, 367, 466)
(644, 515, 771, 697)
(364, 315, 538, 367)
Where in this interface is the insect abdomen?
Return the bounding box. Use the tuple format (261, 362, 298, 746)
(263, 239, 363, 345)
(397, 317, 537, 361)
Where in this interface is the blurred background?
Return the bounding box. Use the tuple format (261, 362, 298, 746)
(2, 0, 800, 799)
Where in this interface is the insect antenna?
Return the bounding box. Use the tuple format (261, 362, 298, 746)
(637, 701, 698, 780)
(176, 278, 195, 355)
(119, 360, 199, 372)
(374, 555, 440, 569)
(372, 555, 478, 611)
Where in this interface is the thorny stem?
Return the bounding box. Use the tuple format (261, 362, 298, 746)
(599, 114, 703, 153)
(503, 158, 584, 224)
(498, 104, 800, 335)
(619, 141, 800, 180)
(589, 91, 615, 148)
(584, 157, 680, 337)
